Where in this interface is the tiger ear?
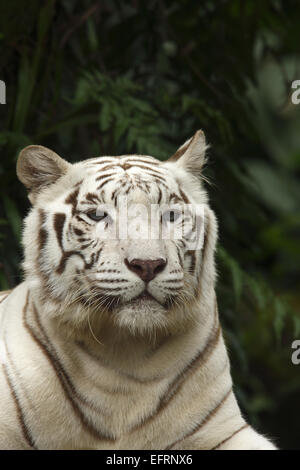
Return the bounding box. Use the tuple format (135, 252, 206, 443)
(17, 145, 70, 203)
(167, 130, 208, 177)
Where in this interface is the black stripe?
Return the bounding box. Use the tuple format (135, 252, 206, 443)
(155, 179, 169, 189)
(73, 227, 84, 236)
(179, 188, 190, 204)
(96, 269, 120, 273)
(95, 172, 117, 182)
(85, 193, 101, 204)
(36, 210, 59, 301)
(31, 298, 111, 418)
(75, 214, 92, 225)
(80, 242, 93, 250)
(97, 178, 115, 190)
(54, 213, 66, 249)
(65, 188, 79, 216)
(54, 214, 99, 273)
(38, 209, 48, 251)
(96, 286, 123, 292)
(56, 250, 87, 274)
(126, 164, 164, 176)
(22, 293, 115, 441)
(111, 188, 118, 202)
(123, 158, 159, 166)
(2, 363, 37, 449)
(96, 164, 117, 171)
(0, 293, 10, 304)
(93, 159, 116, 166)
(212, 423, 249, 450)
(176, 246, 183, 267)
(169, 193, 182, 204)
(94, 247, 103, 264)
(166, 386, 233, 450)
(157, 187, 162, 204)
(186, 250, 196, 275)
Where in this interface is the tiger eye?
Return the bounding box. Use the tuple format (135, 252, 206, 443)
(87, 211, 108, 222)
(163, 210, 180, 223)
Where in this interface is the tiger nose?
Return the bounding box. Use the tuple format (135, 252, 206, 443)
(125, 258, 167, 282)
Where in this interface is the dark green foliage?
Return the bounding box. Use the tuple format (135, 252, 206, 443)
(0, 0, 299, 449)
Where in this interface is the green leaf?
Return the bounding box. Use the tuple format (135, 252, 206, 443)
(273, 299, 287, 343)
(2, 194, 22, 243)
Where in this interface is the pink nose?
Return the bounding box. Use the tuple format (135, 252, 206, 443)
(125, 258, 167, 282)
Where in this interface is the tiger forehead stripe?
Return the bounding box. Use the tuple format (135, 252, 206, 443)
(121, 157, 160, 165)
(96, 164, 118, 172)
(151, 173, 166, 182)
(120, 162, 133, 171)
(95, 172, 118, 182)
(92, 158, 118, 164)
(97, 177, 115, 190)
(121, 164, 164, 176)
(96, 160, 163, 176)
(111, 187, 119, 202)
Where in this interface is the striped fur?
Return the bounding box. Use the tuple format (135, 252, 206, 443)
(0, 132, 276, 449)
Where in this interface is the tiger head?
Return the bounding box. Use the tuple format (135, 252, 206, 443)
(17, 131, 218, 336)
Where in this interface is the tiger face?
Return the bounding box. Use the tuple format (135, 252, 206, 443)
(17, 131, 216, 335)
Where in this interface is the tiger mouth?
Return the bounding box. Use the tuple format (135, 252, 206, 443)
(80, 288, 174, 312)
(121, 290, 164, 309)
(132, 290, 157, 302)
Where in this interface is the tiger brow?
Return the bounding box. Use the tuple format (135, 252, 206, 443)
(84, 192, 103, 205)
(169, 193, 184, 204)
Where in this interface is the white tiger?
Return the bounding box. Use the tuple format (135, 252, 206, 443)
(0, 130, 276, 449)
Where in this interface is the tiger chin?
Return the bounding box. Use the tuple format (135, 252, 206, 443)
(0, 131, 277, 450)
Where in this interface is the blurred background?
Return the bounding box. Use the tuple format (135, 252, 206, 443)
(0, 0, 299, 449)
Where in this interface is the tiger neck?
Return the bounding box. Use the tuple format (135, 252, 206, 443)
(30, 285, 220, 380)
